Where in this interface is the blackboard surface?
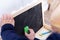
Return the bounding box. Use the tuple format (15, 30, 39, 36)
(14, 3, 43, 36)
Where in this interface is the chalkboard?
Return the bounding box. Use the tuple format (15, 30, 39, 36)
(14, 3, 43, 36)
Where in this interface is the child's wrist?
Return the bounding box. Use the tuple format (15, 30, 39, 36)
(30, 39, 34, 40)
(29, 38, 34, 40)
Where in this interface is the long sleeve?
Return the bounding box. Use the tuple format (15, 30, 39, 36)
(1, 24, 28, 40)
(46, 33, 60, 40)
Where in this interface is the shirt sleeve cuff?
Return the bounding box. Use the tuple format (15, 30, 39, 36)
(1, 24, 14, 32)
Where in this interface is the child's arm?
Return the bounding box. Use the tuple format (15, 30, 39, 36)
(47, 32, 60, 40)
(1, 14, 39, 40)
(1, 24, 39, 40)
(1, 24, 28, 40)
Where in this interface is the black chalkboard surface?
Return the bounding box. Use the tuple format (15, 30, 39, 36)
(14, 3, 43, 36)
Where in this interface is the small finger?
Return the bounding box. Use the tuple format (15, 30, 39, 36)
(29, 29, 35, 34)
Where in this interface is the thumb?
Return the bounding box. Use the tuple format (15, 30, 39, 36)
(25, 32, 29, 36)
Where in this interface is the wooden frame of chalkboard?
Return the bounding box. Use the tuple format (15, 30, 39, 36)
(12, 0, 44, 36)
(12, 0, 42, 17)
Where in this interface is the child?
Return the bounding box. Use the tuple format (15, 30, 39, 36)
(1, 4, 60, 40)
(46, 4, 60, 40)
(0, 14, 38, 40)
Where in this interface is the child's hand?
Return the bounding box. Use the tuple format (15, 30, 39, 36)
(25, 29, 35, 40)
(0, 14, 14, 27)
